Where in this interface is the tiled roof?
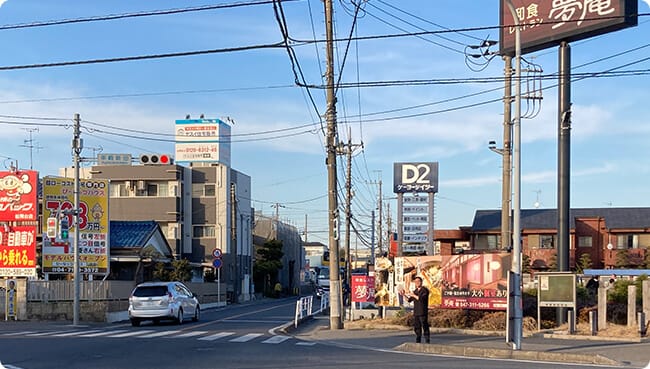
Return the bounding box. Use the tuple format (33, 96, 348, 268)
(110, 220, 159, 249)
(472, 207, 650, 231)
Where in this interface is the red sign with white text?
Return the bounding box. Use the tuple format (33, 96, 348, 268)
(0, 170, 38, 221)
(351, 275, 375, 303)
(0, 225, 37, 277)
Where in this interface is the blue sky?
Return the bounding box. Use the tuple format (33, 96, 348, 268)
(0, 1, 648, 247)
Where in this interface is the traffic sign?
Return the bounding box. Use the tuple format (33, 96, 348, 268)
(212, 248, 222, 258)
(212, 259, 223, 269)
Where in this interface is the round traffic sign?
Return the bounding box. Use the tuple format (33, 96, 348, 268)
(212, 258, 223, 269)
(212, 248, 222, 258)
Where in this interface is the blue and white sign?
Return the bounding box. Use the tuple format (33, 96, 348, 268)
(174, 118, 231, 165)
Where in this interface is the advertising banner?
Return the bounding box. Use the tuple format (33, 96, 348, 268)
(395, 253, 510, 311)
(351, 275, 375, 303)
(0, 170, 38, 221)
(5, 279, 17, 320)
(0, 225, 37, 277)
(393, 162, 439, 193)
(42, 177, 110, 275)
(174, 118, 231, 165)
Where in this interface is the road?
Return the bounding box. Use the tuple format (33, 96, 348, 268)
(0, 298, 626, 369)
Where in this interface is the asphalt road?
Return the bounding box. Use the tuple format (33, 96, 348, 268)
(0, 298, 628, 369)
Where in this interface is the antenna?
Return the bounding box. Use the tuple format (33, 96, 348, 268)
(19, 128, 43, 170)
(533, 189, 542, 208)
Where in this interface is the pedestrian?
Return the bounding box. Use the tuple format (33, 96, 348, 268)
(400, 276, 430, 343)
(585, 275, 599, 300)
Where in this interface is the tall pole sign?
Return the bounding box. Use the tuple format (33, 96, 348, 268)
(393, 162, 439, 256)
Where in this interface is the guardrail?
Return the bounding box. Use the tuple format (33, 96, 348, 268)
(293, 293, 330, 328)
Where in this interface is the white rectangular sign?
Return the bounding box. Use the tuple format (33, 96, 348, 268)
(403, 225, 427, 232)
(404, 215, 427, 223)
(403, 196, 428, 203)
(403, 234, 428, 242)
(403, 206, 428, 214)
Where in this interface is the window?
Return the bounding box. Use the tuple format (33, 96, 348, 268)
(578, 236, 592, 247)
(193, 225, 216, 238)
(617, 234, 639, 249)
(487, 235, 499, 250)
(192, 183, 216, 197)
(540, 235, 555, 249)
(110, 183, 130, 197)
(147, 184, 158, 197)
(204, 184, 216, 197)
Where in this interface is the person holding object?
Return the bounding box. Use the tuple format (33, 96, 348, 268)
(399, 276, 430, 343)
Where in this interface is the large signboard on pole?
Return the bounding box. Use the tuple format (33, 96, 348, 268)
(175, 118, 231, 165)
(42, 177, 110, 275)
(0, 170, 38, 277)
(499, 0, 637, 56)
(393, 162, 438, 194)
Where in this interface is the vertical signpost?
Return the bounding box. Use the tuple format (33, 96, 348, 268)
(212, 248, 222, 304)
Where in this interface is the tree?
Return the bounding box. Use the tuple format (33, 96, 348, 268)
(253, 239, 284, 296)
(522, 254, 531, 274)
(576, 253, 592, 274)
(615, 250, 630, 268)
(644, 248, 650, 269)
(547, 252, 557, 271)
(170, 259, 193, 282)
(153, 262, 170, 281)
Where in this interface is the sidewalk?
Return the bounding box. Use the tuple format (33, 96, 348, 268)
(288, 315, 650, 368)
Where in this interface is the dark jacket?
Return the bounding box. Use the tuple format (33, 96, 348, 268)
(408, 286, 429, 316)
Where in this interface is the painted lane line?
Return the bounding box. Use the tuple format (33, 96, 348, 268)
(229, 333, 263, 342)
(52, 330, 100, 337)
(261, 336, 290, 344)
(295, 342, 317, 346)
(1, 331, 36, 336)
(197, 332, 235, 341)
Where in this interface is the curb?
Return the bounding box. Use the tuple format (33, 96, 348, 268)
(395, 343, 622, 366)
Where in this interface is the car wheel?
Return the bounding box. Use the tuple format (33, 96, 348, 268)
(176, 309, 183, 325)
(192, 307, 200, 322)
(130, 318, 140, 327)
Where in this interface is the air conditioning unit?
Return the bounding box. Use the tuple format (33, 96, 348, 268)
(140, 154, 173, 165)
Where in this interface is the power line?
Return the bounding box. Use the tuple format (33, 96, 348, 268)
(0, 0, 297, 31)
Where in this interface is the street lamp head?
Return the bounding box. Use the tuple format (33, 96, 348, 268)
(488, 140, 497, 149)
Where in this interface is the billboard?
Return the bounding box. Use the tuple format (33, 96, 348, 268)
(499, 0, 637, 56)
(351, 275, 375, 303)
(393, 162, 438, 193)
(0, 170, 38, 221)
(175, 118, 231, 165)
(42, 177, 110, 275)
(0, 225, 37, 277)
(394, 253, 510, 311)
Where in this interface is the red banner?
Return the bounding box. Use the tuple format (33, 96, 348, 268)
(0, 225, 37, 277)
(351, 275, 375, 303)
(0, 170, 38, 221)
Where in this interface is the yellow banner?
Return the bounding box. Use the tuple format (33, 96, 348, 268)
(41, 177, 109, 275)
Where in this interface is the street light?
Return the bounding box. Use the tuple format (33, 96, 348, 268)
(488, 140, 505, 156)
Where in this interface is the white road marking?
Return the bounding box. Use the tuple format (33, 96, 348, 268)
(229, 333, 263, 342)
(261, 335, 290, 344)
(138, 330, 181, 338)
(107, 330, 154, 338)
(197, 332, 235, 341)
(173, 331, 209, 338)
(295, 342, 317, 346)
(79, 330, 128, 337)
(1, 331, 35, 336)
(25, 331, 69, 337)
(51, 330, 100, 337)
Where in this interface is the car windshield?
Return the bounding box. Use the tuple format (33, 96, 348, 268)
(133, 286, 168, 297)
(318, 269, 329, 279)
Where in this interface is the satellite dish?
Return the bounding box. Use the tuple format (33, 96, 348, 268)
(607, 243, 614, 250)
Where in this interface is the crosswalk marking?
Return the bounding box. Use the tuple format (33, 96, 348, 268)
(173, 331, 209, 338)
(1, 331, 36, 336)
(197, 332, 235, 341)
(25, 331, 68, 337)
(108, 330, 154, 338)
(261, 335, 290, 344)
(138, 330, 181, 338)
(52, 330, 100, 337)
(229, 333, 262, 342)
(1, 329, 311, 346)
(78, 330, 128, 337)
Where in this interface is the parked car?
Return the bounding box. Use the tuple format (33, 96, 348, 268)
(128, 281, 200, 327)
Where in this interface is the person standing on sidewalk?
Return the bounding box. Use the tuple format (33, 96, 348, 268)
(400, 276, 430, 343)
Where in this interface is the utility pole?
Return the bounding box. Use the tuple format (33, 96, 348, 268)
(502, 56, 513, 252)
(337, 128, 362, 301)
(231, 183, 239, 303)
(72, 113, 82, 326)
(324, 0, 342, 330)
(377, 176, 383, 256)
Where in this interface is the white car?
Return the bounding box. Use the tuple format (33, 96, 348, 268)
(128, 281, 200, 327)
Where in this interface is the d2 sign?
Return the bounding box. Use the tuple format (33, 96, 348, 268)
(393, 162, 439, 193)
